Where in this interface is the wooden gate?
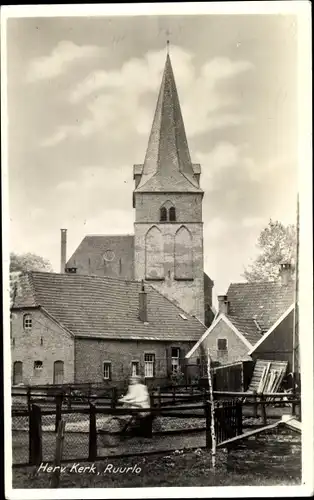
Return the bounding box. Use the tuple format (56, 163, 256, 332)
(214, 400, 243, 444)
(53, 361, 64, 385)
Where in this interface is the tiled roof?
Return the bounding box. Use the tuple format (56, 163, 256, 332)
(12, 272, 206, 342)
(226, 315, 263, 346)
(135, 54, 202, 194)
(227, 281, 295, 332)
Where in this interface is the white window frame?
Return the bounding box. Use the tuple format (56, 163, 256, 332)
(23, 314, 32, 331)
(131, 361, 140, 377)
(103, 361, 111, 380)
(217, 338, 228, 351)
(171, 347, 180, 374)
(144, 353, 155, 378)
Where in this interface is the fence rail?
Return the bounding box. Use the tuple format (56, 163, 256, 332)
(12, 390, 301, 467)
(12, 398, 244, 467)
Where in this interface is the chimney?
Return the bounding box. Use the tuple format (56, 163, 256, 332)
(217, 295, 229, 315)
(139, 280, 148, 323)
(60, 229, 67, 274)
(280, 262, 292, 286)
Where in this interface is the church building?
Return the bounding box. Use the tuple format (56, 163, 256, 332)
(65, 53, 215, 326)
(11, 51, 217, 388)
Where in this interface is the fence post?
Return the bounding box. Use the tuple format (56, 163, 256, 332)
(55, 394, 62, 433)
(88, 403, 97, 461)
(261, 395, 267, 425)
(27, 387, 31, 413)
(236, 400, 243, 435)
(205, 401, 212, 448)
(67, 386, 72, 410)
(157, 387, 161, 408)
(202, 387, 206, 403)
(252, 390, 258, 418)
(291, 373, 297, 416)
(29, 404, 42, 466)
(111, 387, 118, 409)
(50, 420, 66, 488)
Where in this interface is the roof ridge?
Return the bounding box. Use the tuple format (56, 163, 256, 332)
(30, 270, 144, 285)
(226, 314, 255, 321)
(27, 272, 39, 306)
(84, 234, 134, 237)
(229, 280, 295, 286)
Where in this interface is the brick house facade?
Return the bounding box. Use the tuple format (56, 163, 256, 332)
(11, 308, 74, 386)
(11, 271, 206, 386)
(186, 265, 295, 371)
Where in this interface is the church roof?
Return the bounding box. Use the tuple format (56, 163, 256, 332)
(12, 272, 206, 342)
(135, 54, 202, 194)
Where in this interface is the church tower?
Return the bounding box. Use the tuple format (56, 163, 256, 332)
(133, 53, 204, 323)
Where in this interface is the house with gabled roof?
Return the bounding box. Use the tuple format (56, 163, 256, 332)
(11, 271, 207, 387)
(186, 264, 296, 376)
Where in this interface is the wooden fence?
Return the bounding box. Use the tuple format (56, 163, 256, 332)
(12, 399, 243, 467)
(12, 384, 301, 421)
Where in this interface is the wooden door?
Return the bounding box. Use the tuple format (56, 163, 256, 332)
(53, 360, 64, 385)
(13, 361, 23, 385)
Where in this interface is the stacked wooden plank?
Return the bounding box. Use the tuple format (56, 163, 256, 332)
(248, 360, 288, 398)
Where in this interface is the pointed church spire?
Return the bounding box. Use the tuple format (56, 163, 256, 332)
(136, 52, 202, 193)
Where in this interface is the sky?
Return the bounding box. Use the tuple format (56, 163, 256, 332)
(6, 13, 299, 297)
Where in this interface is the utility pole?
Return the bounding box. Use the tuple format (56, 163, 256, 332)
(292, 194, 300, 413)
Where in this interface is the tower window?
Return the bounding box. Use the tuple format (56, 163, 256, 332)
(169, 207, 176, 222)
(160, 207, 167, 222)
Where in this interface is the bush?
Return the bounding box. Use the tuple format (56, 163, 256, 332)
(170, 371, 186, 386)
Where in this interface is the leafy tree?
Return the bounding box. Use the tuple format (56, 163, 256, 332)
(10, 252, 53, 273)
(243, 219, 296, 282)
(10, 252, 53, 307)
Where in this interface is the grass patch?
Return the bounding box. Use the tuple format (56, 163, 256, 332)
(12, 447, 301, 489)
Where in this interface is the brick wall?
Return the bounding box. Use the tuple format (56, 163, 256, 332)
(134, 192, 204, 322)
(188, 317, 250, 365)
(74, 338, 195, 385)
(67, 236, 134, 279)
(134, 193, 203, 223)
(11, 309, 75, 385)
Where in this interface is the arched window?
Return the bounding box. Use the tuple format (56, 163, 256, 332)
(160, 207, 167, 222)
(169, 207, 176, 222)
(53, 360, 64, 385)
(174, 226, 193, 280)
(145, 226, 164, 280)
(13, 361, 23, 385)
(23, 314, 32, 331)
